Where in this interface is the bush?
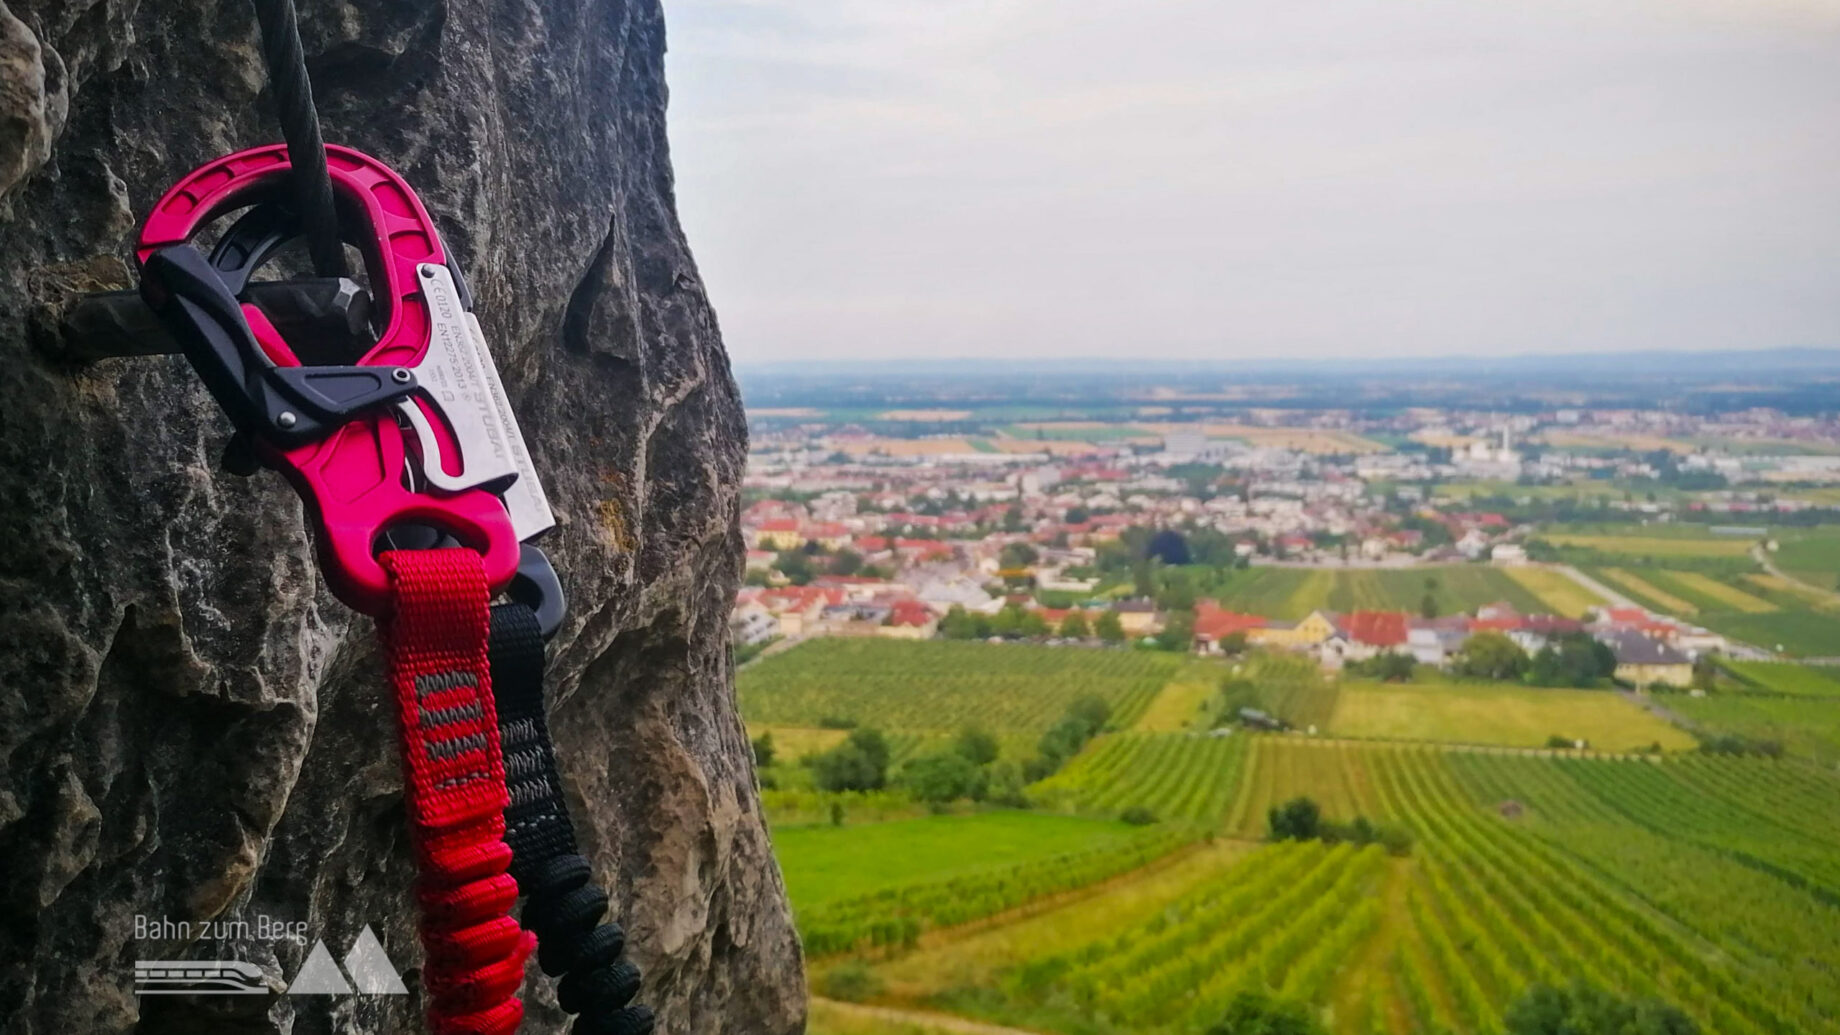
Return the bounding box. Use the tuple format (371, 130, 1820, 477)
(820, 961, 884, 1003)
(817, 715, 858, 730)
(751, 732, 775, 768)
(1545, 734, 1576, 750)
(1120, 805, 1158, 826)
(812, 729, 892, 791)
(953, 726, 1000, 766)
(903, 752, 988, 804)
(1268, 797, 1322, 841)
(1504, 980, 1698, 1035)
(1206, 988, 1327, 1035)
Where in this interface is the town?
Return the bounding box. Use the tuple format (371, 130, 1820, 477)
(734, 395, 1840, 685)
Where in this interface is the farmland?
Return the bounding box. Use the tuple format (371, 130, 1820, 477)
(1543, 532, 1754, 559)
(1498, 566, 1607, 617)
(738, 639, 1179, 735)
(1671, 694, 1840, 765)
(793, 738, 1840, 1034)
(1581, 557, 1840, 656)
(1325, 681, 1696, 752)
(1720, 660, 1840, 698)
(1030, 732, 1248, 824)
(1200, 565, 1550, 620)
(759, 628, 1840, 1034)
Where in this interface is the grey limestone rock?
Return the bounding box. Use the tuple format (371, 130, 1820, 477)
(0, 1, 802, 1032)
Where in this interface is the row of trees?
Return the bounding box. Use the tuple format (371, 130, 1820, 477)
(1267, 796, 1413, 856)
(938, 603, 1136, 644)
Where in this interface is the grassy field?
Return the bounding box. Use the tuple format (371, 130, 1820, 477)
(1671, 695, 1840, 764)
(1720, 660, 1840, 698)
(739, 639, 1178, 735)
(1326, 681, 1696, 752)
(1209, 565, 1547, 620)
(776, 812, 1155, 912)
(1500, 566, 1607, 617)
(1775, 528, 1840, 588)
(1543, 533, 1754, 559)
(1131, 661, 1221, 732)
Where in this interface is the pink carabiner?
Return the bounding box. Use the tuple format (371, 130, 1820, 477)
(138, 145, 518, 614)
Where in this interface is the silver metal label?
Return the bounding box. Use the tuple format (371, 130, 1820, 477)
(399, 263, 555, 541)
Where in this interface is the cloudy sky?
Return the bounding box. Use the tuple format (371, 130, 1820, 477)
(665, 0, 1840, 364)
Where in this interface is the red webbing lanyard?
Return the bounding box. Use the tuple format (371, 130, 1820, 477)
(379, 549, 533, 1035)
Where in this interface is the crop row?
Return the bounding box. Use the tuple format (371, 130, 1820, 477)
(1028, 731, 1248, 823)
(738, 638, 1176, 735)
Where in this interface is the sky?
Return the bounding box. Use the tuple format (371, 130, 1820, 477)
(664, 0, 1840, 364)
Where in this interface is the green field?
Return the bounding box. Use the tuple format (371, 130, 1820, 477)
(1776, 528, 1840, 589)
(759, 627, 1840, 1033)
(1030, 732, 1248, 823)
(1326, 681, 1696, 752)
(807, 739, 1840, 1034)
(1544, 532, 1754, 559)
(1196, 565, 1547, 620)
(738, 639, 1179, 735)
(1671, 694, 1840, 764)
(1584, 563, 1840, 656)
(1499, 566, 1608, 617)
(1720, 660, 1840, 698)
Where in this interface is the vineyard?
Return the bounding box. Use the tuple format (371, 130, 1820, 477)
(1029, 731, 1248, 823)
(783, 817, 1193, 955)
(1719, 659, 1840, 697)
(825, 739, 1840, 1034)
(1582, 562, 1840, 656)
(1199, 565, 1553, 620)
(1671, 694, 1840, 765)
(1325, 681, 1695, 752)
(738, 639, 1178, 734)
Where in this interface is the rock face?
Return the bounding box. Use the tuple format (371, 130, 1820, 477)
(0, 2, 803, 1033)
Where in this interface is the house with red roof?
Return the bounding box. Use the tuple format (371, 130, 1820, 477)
(879, 598, 939, 640)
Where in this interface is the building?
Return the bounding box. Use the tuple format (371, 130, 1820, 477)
(1112, 600, 1162, 635)
(1249, 610, 1338, 650)
(880, 599, 940, 640)
(1600, 629, 1693, 688)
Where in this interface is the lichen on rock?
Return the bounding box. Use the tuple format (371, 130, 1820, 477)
(0, 2, 802, 1032)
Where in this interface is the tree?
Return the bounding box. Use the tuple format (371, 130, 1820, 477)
(1068, 695, 1112, 735)
(828, 549, 864, 576)
(1420, 576, 1441, 619)
(1017, 610, 1050, 638)
(1059, 611, 1091, 639)
(1268, 796, 1322, 841)
(1691, 655, 1719, 692)
(939, 605, 987, 640)
(999, 541, 1039, 569)
(1095, 611, 1127, 644)
(1350, 650, 1415, 682)
(953, 726, 1000, 766)
(1159, 610, 1196, 653)
(773, 550, 814, 585)
(750, 732, 775, 768)
(1527, 632, 1618, 688)
(1504, 981, 1698, 1035)
(1454, 631, 1530, 681)
(1206, 989, 1326, 1035)
(1064, 506, 1090, 524)
(903, 752, 987, 805)
(1146, 529, 1192, 565)
(812, 728, 890, 791)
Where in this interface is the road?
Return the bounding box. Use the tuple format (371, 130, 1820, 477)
(1554, 564, 1637, 610)
(1752, 544, 1840, 606)
(812, 999, 1049, 1035)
